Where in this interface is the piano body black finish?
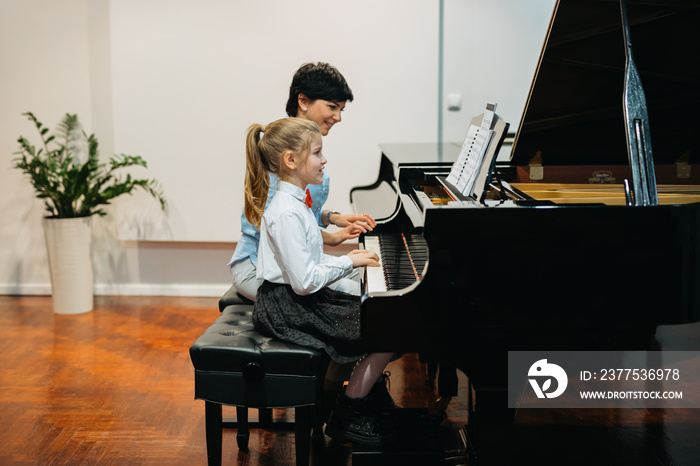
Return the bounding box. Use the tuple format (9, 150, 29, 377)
(354, 144, 700, 382)
(351, 0, 700, 462)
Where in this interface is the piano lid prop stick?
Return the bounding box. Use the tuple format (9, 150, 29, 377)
(619, 0, 658, 206)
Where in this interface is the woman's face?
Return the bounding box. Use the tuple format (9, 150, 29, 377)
(298, 96, 346, 136)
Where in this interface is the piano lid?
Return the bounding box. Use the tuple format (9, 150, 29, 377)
(510, 0, 700, 167)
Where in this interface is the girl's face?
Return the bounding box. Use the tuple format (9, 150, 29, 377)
(299, 97, 346, 136)
(297, 134, 326, 187)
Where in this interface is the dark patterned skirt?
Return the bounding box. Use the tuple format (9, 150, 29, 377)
(253, 281, 367, 364)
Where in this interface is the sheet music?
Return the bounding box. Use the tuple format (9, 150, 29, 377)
(446, 103, 497, 197)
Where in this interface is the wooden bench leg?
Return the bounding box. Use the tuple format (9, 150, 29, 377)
(236, 406, 250, 450)
(294, 406, 312, 466)
(205, 402, 222, 466)
(259, 407, 273, 426)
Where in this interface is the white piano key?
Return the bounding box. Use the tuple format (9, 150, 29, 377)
(362, 236, 387, 293)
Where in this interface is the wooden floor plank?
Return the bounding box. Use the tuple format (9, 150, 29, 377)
(2, 295, 700, 464)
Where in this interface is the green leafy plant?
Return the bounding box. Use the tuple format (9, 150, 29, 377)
(13, 112, 166, 218)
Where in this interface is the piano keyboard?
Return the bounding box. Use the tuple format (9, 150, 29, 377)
(363, 234, 428, 293)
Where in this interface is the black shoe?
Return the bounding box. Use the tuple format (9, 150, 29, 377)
(325, 392, 397, 445)
(434, 396, 452, 416)
(366, 371, 398, 412)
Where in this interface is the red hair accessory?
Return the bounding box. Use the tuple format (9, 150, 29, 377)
(305, 189, 313, 208)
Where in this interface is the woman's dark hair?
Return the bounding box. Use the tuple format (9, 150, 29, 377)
(285, 62, 354, 117)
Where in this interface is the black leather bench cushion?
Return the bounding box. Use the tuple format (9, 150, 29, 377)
(190, 304, 329, 407)
(218, 284, 252, 312)
(190, 305, 326, 376)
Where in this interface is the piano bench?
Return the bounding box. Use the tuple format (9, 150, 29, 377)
(217, 284, 253, 312)
(189, 301, 330, 466)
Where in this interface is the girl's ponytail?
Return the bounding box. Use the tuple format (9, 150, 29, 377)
(244, 124, 269, 229)
(243, 118, 321, 229)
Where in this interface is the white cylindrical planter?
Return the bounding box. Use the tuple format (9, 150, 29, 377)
(43, 216, 94, 315)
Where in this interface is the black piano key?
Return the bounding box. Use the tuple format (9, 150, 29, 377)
(374, 233, 428, 291)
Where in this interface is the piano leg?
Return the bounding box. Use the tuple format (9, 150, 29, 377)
(462, 386, 516, 466)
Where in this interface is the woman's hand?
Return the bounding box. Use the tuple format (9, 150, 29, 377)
(330, 213, 377, 231)
(347, 249, 380, 268)
(322, 224, 366, 246)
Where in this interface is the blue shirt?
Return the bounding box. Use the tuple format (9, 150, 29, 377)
(228, 172, 330, 267)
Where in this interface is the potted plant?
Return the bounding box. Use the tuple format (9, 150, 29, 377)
(13, 112, 166, 314)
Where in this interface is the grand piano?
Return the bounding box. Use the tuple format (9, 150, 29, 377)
(351, 0, 700, 463)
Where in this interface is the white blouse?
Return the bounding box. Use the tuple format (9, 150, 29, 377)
(256, 180, 353, 296)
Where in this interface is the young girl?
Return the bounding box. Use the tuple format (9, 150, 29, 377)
(245, 117, 396, 445)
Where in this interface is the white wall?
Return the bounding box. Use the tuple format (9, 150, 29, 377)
(442, 0, 556, 146)
(108, 0, 440, 241)
(0, 0, 554, 297)
(1, 0, 94, 290)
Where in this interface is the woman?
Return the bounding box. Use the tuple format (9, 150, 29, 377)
(228, 62, 376, 301)
(228, 63, 393, 429)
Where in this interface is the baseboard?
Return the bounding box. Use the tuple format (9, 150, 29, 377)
(0, 283, 231, 297)
(0, 284, 52, 296)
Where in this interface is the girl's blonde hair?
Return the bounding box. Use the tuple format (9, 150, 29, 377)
(244, 117, 320, 229)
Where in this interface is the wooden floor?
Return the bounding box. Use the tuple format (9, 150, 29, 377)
(1, 295, 700, 465)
